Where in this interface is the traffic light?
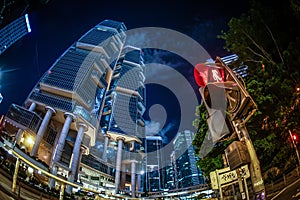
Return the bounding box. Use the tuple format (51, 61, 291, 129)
(194, 61, 232, 142)
(292, 132, 299, 144)
(194, 57, 258, 124)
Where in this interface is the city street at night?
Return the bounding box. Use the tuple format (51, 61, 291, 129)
(1, 0, 300, 199)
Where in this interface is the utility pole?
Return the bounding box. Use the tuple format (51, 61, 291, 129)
(232, 120, 265, 196)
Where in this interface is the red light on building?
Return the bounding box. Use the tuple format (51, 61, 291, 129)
(194, 63, 225, 88)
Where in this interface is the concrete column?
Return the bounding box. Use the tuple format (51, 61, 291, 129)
(137, 174, 142, 193)
(12, 158, 20, 193)
(31, 106, 56, 157)
(115, 138, 124, 194)
(121, 163, 126, 190)
(59, 183, 65, 200)
(14, 129, 23, 146)
(76, 148, 84, 182)
(28, 102, 36, 112)
(131, 161, 137, 198)
(102, 134, 110, 162)
(66, 122, 88, 194)
(53, 112, 75, 163)
(49, 166, 58, 189)
(49, 113, 75, 189)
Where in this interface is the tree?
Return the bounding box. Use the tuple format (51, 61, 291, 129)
(218, 0, 300, 173)
(193, 0, 300, 180)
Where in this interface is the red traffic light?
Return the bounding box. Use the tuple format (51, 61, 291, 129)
(194, 63, 225, 88)
(292, 133, 298, 142)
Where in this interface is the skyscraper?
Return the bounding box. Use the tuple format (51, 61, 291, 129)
(172, 130, 205, 189)
(145, 136, 164, 193)
(0, 13, 31, 55)
(99, 44, 146, 196)
(3, 19, 145, 197)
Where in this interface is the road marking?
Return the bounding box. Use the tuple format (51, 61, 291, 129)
(271, 178, 300, 200)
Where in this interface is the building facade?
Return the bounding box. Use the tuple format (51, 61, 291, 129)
(145, 136, 164, 193)
(172, 130, 205, 189)
(3, 19, 145, 197)
(0, 13, 31, 55)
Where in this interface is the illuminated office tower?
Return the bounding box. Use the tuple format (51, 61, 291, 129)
(0, 14, 31, 55)
(145, 136, 164, 192)
(100, 45, 146, 197)
(172, 130, 205, 189)
(207, 54, 248, 77)
(4, 19, 145, 196)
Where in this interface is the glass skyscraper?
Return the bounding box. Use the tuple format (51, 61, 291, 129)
(0, 14, 31, 55)
(172, 130, 205, 189)
(3, 19, 145, 197)
(145, 136, 164, 193)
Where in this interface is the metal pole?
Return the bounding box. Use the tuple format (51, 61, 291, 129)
(244, 178, 250, 200)
(289, 130, 300, 167)
(233, 120, 265, 196)
(237, 170, 245, 199)
(12, 158, 20, 193)
(216, 170, 223, 200)
(115, 138, 124, 194)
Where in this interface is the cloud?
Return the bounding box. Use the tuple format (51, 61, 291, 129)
(159, 121, 176, 144)
(145, 121, 161, 136)
(145, 120, 176, 144)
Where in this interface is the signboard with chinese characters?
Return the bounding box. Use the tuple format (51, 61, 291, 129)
(209, 165, 250, 189)
(218, 169, 238, 185)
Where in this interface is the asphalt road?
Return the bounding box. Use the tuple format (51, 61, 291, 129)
(271, 178, 300, 200)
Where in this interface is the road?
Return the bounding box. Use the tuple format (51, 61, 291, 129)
(0, 168, 57, 200)
(271, 178, 300, 200)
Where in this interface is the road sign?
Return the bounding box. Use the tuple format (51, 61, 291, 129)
(219, 170, 238, 185)
(209, 165, 250, 189)
(210, 171, 218, 190)
(240, 165, 250, 179)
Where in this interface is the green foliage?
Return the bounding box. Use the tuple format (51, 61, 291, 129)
(219, 0, 300, 173)
(193, 0, 300, 178)
(192, 104, 209, 154)
(196, 154, 224, 178)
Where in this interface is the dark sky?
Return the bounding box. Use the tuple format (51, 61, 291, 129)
(0, 0, 249, 144)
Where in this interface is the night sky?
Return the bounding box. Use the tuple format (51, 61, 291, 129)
(0, 0, 249, 145)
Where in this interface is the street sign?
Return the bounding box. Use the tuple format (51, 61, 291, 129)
(209, 165, 250, 189)
(210, 171, 218, 190)
(218, 170, 238, 185)
(240, 165, 250, 179)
